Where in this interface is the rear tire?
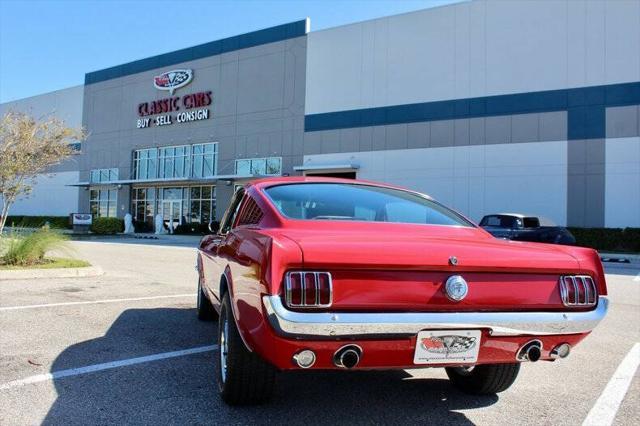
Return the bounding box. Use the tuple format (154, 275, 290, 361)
(445, 363, 520, 395)
(217, 292, 276, 405)
(196, 276, 217, 321)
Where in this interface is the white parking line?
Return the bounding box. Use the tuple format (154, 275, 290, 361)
(0, 294, 195, 311)
(0, 345, 217, 390)
(582, 342, 640, 426)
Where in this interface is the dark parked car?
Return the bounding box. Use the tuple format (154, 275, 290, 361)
(479, 213, 576, 245)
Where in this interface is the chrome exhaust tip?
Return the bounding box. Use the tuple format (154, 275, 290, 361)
(333, 345, 362, 369)
(550, 343, 571, 359)
(517, 340, 543, 362)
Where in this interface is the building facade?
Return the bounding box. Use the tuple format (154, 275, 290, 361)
(2, 0, 639, 228)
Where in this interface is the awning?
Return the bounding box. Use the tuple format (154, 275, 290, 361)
(66, 174, 266, 187)
(293, 162, 360, 172)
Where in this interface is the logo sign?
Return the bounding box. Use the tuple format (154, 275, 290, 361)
(71, 213, 93, 225)
(445, 275, 469, 301)
(153, 69, 193, 94)
(414, 330, 481, 364)
(420, 335, 477, 354)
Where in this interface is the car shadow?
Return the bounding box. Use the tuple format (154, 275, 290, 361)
(44, 307, 497, 425)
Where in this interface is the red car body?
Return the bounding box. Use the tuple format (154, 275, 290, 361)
(197, 177, 607, 403)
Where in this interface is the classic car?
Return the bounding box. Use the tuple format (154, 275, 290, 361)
(196, 177, 608, 405)
(479, 213, 576, 245)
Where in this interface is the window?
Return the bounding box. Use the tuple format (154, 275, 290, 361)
(133, 148, 157, 180)
(188, 186, 216, 224)
(131, 188, 156, 222)
(264, 183, 473, 227)
(191, 143, 217, 178)
(90, 189, 118, 218)
(235, 157, 282, 176)
(219, 188, 245, 234)
(90, 168, 118, 183)
(159, 145, 190, 179)
(479, 215, 522, 228)
(237, 196, 263, 226)
(133, 143, 218, 181)
(69, 141, 82, 153)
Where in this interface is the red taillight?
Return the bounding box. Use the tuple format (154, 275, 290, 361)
(318, 273, 331, 305)
(288, 272, 302, 305)
(559, 275, 597, 307)
(285, 272, 332, 308)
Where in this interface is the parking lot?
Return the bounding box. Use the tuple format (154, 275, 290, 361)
(0, 239, 638, 425)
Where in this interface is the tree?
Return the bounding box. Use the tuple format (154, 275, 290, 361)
(0, 111, 85, 234)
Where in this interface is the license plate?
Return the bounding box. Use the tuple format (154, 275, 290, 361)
(413, 330, 481, 365)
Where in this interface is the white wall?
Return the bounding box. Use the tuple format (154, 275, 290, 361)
(605, 137, 640, 228)
(6, 171, 80, 216)
(306, 0, 640, 114)
(0, 86, 83, 217)
(0, 85, 84, 128)
(302, 140, 569, 225)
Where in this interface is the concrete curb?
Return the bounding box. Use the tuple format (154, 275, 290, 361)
(0, 265, 103, 281)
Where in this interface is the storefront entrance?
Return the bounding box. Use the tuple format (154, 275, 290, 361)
(159, 187, 184, 230)
(131, 185, 216, 232)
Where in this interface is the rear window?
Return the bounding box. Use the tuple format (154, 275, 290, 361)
(480, 215, 522, 228)
(264, 183, 473, 227)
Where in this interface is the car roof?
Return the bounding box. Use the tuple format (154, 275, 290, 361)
(485, 213, 529, 218)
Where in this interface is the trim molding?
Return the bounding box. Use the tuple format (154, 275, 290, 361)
(85, 19, 308, 85)
(304, 81, 640, 140)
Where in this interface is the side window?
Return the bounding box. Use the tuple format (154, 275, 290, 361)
(219, 188, 245, 234)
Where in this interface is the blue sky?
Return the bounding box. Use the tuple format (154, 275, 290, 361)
(0, 0, 460, 103)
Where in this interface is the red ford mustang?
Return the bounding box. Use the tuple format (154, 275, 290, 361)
(196, 177, 608, 405)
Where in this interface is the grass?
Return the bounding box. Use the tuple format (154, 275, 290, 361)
(0, 228, 90, 269)
(0, 257, 90, 270)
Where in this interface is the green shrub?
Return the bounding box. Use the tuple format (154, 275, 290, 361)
(1, 229, 68, 266)
(568, 227, 640, 252)
(90, 217, 124, 234)
(5, 216, 71, 229)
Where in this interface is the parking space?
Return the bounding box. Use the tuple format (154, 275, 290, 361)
(0, 241, 638, 425)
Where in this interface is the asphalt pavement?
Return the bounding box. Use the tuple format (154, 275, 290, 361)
(0, 240, 638, 425)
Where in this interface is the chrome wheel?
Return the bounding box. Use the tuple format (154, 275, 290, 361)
(219, 316, 229, 384)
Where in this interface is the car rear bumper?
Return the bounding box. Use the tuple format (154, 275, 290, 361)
(262, 295, 608, 339)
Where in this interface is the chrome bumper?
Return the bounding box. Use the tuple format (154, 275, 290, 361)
(262, 295, 608, 339)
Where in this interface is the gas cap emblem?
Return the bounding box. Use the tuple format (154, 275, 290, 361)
(445, 275, 468, 302)
(448, 256, 458, 266)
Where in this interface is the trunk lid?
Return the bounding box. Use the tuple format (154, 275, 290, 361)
(277, 224, 580, 312)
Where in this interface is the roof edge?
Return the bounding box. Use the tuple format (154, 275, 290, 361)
(85, 18, 308, 85)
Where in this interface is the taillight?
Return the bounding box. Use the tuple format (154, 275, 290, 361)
(285, 272, 332, 308)
(559, 275, 597, 307)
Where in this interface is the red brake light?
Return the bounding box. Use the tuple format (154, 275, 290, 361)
(288, 272, 302, 305)
(285, 272, 332, 308)
(559, 275, 597, 307)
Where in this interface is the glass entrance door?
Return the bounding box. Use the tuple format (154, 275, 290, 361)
(162, 200, 182, 229)
(160, 187, 184, 231)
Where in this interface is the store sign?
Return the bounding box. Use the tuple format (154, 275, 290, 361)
(71, 213, 93, 225)
(153, 69, 193, 94)
(137, 69, 212, 129)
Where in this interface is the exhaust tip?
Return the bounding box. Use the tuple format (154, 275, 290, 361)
(517, 340, 543, 362)
(333, 345, 362, 369)
(550, 343, 571, 359)
(526, 345, 541, 362)
(293, 350, 316, 368)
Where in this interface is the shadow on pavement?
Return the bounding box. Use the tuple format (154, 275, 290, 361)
(44, 307, 497, 425)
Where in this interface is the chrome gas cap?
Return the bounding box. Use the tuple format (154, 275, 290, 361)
(445, 275, 468, 302)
